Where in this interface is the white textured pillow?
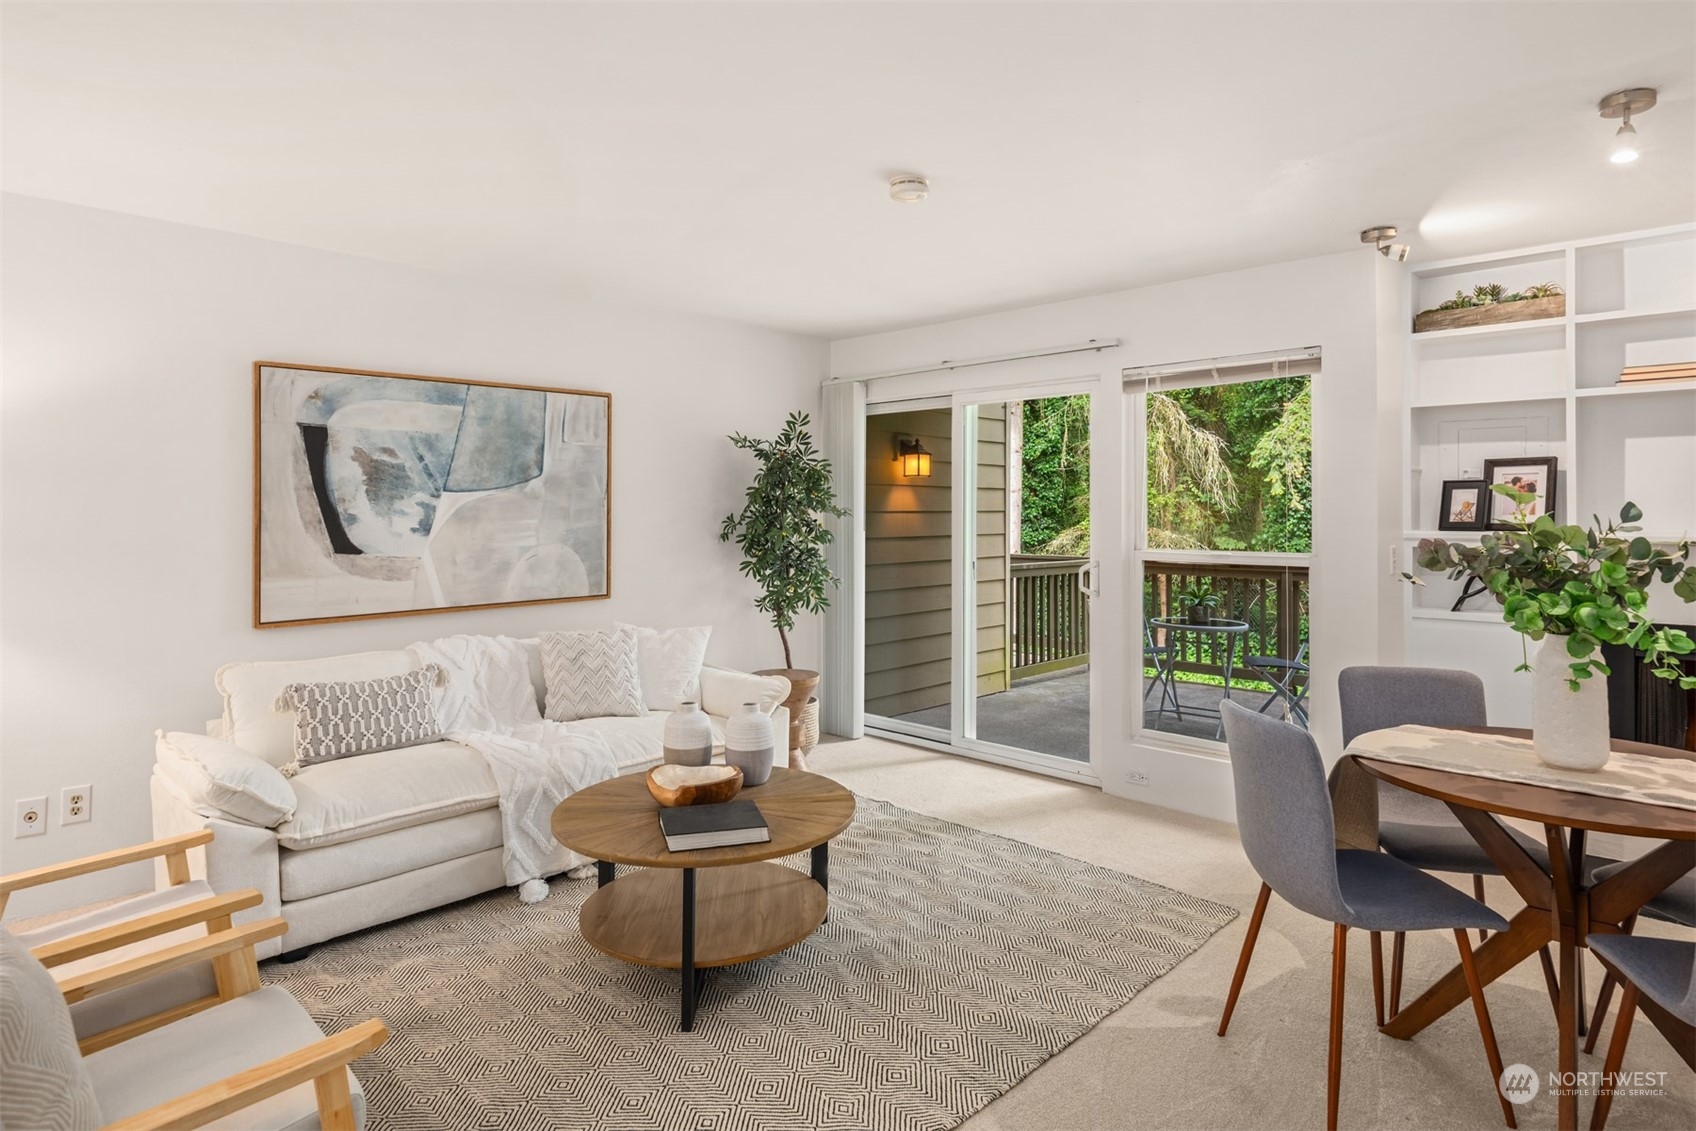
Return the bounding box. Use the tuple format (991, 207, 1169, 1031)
(0, 930, 104, 1130)
(617, 623, 712, 711)
(154, 731, 297, 827)
(540, 626, 646, 721)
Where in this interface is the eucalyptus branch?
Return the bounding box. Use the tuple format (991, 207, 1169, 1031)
(1402, 492, 1696, 691)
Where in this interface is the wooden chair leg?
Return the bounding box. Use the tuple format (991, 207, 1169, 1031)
(1218, 882, 1272, 1037)
(1590, 982, 1639, 1131)
(1576, 952, 1590, 1038)
(1370, 931, 1385, 1027)
(1328, 924, 1348, 1131)
(1454, 929, 1517, 1129)
(1539, 945, 1561, 1015)
(1472, 875, 1489, 942)
(1389, 931, 1405, 1018)
(1585, 972, 1617, 1056)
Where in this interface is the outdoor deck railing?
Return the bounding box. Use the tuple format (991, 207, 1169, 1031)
(1143, 558, 1310, 682)
(1010, 555, 1091, 678)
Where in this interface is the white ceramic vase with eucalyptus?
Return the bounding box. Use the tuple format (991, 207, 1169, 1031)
(1529, 636, 1611, 771)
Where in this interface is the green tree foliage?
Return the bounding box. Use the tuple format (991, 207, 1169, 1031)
(720, 412, 849, 669)
(1020, 396, 1091, 554)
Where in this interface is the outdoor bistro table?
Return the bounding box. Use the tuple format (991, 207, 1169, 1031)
(1147, 617, 1250, 738)
(1346, 726, 1695, 1131)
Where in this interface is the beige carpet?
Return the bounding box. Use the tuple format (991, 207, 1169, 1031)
(808, 735, 1695, 1131)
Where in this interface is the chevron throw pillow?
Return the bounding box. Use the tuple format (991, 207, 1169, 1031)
(540, 626, 646, 721)
(274, 665, 443, 776)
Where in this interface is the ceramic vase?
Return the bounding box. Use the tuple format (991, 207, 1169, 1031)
(724, 702, 775, 786)
(1530, 635, 1611, 771)
(662, 701, 714, 767)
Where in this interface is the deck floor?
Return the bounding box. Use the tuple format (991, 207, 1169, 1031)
(890, 667, 1289, 762)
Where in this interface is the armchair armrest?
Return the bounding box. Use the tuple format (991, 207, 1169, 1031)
(99, 1018, 390, 1131)
(0, 832, 213, 914)
(32, 890, 264, 969)
(60, 918, 287, 1006)
(699, 666, 791, 717)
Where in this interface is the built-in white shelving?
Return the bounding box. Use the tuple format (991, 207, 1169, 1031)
(1402, 224, 1696, 630)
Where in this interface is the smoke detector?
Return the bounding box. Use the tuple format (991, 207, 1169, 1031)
(889, 174, 930, 203)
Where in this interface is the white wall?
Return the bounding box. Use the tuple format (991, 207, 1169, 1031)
(0, 194, 826, 915)
(830, 250, 1404, 821)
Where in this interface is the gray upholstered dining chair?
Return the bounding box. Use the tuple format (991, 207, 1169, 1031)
(1585, 933, 1695, 1130)
(1217, 700, 1517, 1131)
(1583, 861, 1696, 1054)
(1337, 665, 1557, 1017)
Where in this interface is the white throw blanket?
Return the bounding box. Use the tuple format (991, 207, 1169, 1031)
(408, 635, 619, 902)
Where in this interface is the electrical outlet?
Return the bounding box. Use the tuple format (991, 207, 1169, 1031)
(15, 796, 47, 837)
(61, 784, 92, 825)
(1124, 770, 1150, 787)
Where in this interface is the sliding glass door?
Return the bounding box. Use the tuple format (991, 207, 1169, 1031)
(861, 386, 1098, 781)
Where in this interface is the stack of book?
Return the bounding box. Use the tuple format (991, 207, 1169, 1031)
(1619, 362, 1696, 384)
(658, 799, 770, 851)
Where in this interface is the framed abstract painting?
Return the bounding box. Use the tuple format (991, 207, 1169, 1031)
(254, 362, 610, 628)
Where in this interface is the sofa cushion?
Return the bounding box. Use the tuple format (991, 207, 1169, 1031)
(274, 666, 444, 775)
(275, 741, 497, 850)
(217, 650, 418, 767)
(618, 623, 712, 711)
(155, 731, 296, 827)
(540, 626, 645, 721)
(280, 808, 504, 901)
(567, 714, 678, 772)
(84, 986, 365, 1131)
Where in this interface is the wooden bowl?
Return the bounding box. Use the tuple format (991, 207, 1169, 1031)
(646, 764, 743, 807)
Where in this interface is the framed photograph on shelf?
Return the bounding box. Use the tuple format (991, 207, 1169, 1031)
(1481, 456, 1558, 530)
(1438, 480, 1488, 531)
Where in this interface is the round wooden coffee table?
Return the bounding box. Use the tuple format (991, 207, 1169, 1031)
(551, 767, 855, 1031)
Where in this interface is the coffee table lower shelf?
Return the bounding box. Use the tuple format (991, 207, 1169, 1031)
(580, 860, 829, 1031)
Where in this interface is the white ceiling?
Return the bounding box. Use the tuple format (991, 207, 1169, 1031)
(4, 2, 1694, 339)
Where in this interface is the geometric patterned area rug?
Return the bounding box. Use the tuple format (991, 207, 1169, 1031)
(265, 797, 1236, 1131)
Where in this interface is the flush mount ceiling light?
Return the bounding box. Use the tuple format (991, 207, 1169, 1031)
(1360, 226, 1411, 262)
(889, 174, 930, 203)
(1598, 87, 1656, 165)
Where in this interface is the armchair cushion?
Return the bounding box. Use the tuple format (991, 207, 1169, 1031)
(155, 732, 297, 828)
(0, 928, 104, 1129)
(83, 985, 366, 1131)
(699, 667, 790, 718)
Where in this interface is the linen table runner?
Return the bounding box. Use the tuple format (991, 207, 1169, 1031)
(1346, 724, 1696, 812)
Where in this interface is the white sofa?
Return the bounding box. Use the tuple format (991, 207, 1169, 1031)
(150, 637, 790, 959)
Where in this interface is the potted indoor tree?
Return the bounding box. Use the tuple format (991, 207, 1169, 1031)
(1410, 492, 1695, 770)
(721, 412, 849, 758)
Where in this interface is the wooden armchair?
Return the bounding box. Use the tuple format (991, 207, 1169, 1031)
(1, 834, 388, 1130)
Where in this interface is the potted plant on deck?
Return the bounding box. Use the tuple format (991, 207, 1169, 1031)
(721, 412, 849, 763)
(1409, 491, 1696, 769)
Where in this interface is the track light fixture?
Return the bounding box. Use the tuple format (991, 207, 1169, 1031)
(1361, 226, 1411, 263)
(1598, 88, 1656, 165)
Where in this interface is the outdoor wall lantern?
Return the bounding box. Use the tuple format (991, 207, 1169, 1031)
(896, 436, 933, 478)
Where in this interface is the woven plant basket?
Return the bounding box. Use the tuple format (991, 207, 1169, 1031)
(800, 697, 821, 753)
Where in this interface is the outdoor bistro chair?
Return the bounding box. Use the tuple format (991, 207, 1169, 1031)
(1142, 626, 1181, 725)
(1217, 700, 1517, 1130)
(1585, 933, 1696, 1130)
(1248, 640, 1310, 727)
(1337, 665, 1560, 1018)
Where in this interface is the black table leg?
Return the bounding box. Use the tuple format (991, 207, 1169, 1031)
(681, 867, 697, 1032)
(811, 843, 830, 925)
(596, 860, 615, 888)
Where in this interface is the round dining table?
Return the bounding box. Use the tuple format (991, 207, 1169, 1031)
(1350, 728, 1695, 1131)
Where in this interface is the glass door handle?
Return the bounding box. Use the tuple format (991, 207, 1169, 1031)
(1077, 560, 1100, 598)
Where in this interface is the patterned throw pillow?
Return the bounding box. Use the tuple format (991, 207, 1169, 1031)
(540, 626, 646, 722)
(0, 929, 104, 1129)
(273, 665, 443, 776)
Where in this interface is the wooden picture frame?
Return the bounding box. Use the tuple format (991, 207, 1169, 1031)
(1438, 479, 1489, 531)
(254, 361, 611, 628)
(1481, 456, 1558, 531)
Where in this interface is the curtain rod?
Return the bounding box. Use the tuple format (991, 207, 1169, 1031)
(827, 338, 1121, 384)
(1124, 346, 1321, 381)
